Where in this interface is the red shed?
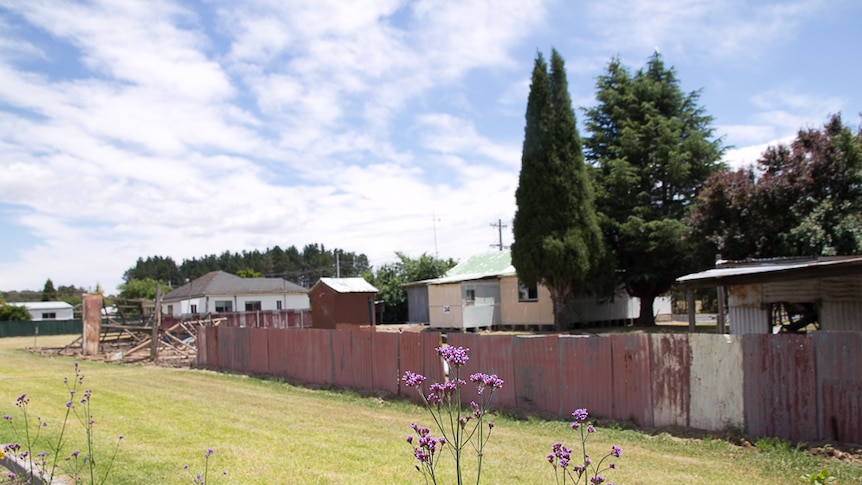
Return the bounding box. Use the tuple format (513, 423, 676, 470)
(310, 277, 378, 329)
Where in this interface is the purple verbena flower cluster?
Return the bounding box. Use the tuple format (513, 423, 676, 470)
(435, 345, 469, 366)
(548, 408, 622, 485)
(469, 372, 504, 395)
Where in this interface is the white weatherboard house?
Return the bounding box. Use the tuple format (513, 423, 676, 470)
(160, 271, 309, 316)
(11, 301, 75, 320)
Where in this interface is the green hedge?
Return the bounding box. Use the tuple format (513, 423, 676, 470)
(0, 319, 82, 338)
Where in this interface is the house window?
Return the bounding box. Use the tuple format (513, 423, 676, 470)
(190, 304, 198, 314)
(41, 312, 56, 319)
(518, 280, 539, 302)
(215, 300, 233, 313)
(245, 301, 262, 311)
(276, 300, 282, 310)
(167, 305, 174, 315)
(465, 289, 476, 306)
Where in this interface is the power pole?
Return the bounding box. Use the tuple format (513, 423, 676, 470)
(432, 213, 441, 258)
(490, 219, 508, 251)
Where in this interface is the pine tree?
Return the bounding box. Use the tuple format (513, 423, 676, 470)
(41, 278, 57, 301)
(584, 53, 724, 325)
(512, 49, 604, 331)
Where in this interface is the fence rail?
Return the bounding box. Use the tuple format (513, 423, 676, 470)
(197, 327, 862, 445)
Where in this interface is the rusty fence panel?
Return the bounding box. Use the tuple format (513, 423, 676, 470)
(558, 335, 615, 421)
(216, 326, 234, 372)
(267, 328, 291, 377)
(398, 331, 443, 399)
(286, 329, 334, 386)
(611, 334, 653, 427)
(332, 329, 375, 391)
(371, 332, 400, 395)
(247, 328, 270, 375)
(449, 333, 517, 410)
(649, 334, 691, 428)
(513, 335, 561, 417)
(743, 334, 818, 442)
(232, 327, 251, 374)
(196, 326, 208, 367)
(813, 332, 862, 444)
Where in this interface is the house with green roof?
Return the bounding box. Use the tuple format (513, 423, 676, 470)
(405, 251, 639, 330)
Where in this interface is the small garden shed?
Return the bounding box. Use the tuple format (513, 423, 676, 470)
(310, 277, 378, 329)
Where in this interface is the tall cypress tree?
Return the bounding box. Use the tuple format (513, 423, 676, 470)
(512, 49, 604, 331)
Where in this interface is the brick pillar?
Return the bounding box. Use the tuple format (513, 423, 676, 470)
(82, 293, 102, 355)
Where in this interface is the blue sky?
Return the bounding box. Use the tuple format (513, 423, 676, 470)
(1, 0, 860, 294)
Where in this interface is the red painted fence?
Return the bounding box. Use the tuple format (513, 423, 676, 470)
(196, 327, 862, 445)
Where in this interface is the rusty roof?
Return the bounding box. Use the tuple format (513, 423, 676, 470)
(677, 255, 862, 288)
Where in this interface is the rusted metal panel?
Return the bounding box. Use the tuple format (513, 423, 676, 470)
(557, 335, 614, 420)
(688, 334, 744, 431)
(247, 328, 270, 375)
(813, 332, 862, 443)
(449, 333, 517, 410)
(611, 334, 653, 427)
(217, 326, 234, 371)
(513, 335, 561, 417)
(332, 329, 374, 390)
(196, 327, 208, 367)
(649, 334, 691, 428)
(397, 331, 443, 398)
(762, 280, 820, 303)
(743, 334, 817, 442)
(267, 329, 290, 376)
(284, 329, 333, 386)
(820, 301, 862, 331)
(232, 327, 250, 373)
(371, 332, 400, 395)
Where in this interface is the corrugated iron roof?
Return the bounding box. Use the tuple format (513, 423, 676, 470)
(411, 251, 516, 286)
(677, 255, 862, 288)
(162, 271, 307, 302)
(9, 301, 74, 310)
(316, 277, 378, 293)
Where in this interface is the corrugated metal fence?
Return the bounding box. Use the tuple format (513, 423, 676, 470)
(0, 319, 82, 338)
(197, 327, 862, 445)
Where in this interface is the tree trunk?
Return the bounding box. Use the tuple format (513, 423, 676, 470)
(549, 286, 564, 332)
(638, 294, 657, 326)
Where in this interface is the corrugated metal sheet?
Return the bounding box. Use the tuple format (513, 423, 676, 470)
(248, 328, 270, 375)
(267, 329, 290, 376)
(448, 333, 517, 410)
(688, 334, 744, 431)
(820, 301, 862, 331)
(728, 284, 762, 307)
(283, 329, 333, 386)
(729, 307, 769, 335)
(611, 334, 653, 427)
(821, 275, 862, 300)
(813, 332, 862, 444)
(743, 334, 818, 442)
(371, 332, 400, 395)
(762, 280, 820, 303)
(513, 335, 561, 416)
(397, 332, 443, 398)
(649, 334, 691, 428)
(332, 329, 374, 390)
(558, 335, 615, 420)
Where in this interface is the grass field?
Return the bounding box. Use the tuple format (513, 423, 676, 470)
(1, 335, 859, 484)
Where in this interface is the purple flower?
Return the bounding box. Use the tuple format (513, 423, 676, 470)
(572, 408, 588, 421)
(401, 371, 427, 388)
(611, 445, 622, 458)
(436, 346, 469, 366)
(587, 425, 596, 433)
(590, 475, 606, 484)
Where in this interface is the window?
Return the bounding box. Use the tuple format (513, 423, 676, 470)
(215, 300, 233, 313)
(465, 289, 476, 305)
(167, 305, 173, 315)
(41, 312, 56, 319)
(518, 280, 539, 302)
(276, 300, 282, 310)
(190, 304, 198, 314)
(245, 301, 262, 311)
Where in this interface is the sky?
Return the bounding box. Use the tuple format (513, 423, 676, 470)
(0, 0, 860, 294)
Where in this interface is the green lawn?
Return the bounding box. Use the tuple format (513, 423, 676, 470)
(1, 335, 859, 484)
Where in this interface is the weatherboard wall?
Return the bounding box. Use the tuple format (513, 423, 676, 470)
(197, 328, 862, 445)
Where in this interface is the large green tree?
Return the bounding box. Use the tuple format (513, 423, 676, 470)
(512, 49, 605, 331)
(41, 278, 57, 301)
(690, 113, 862, 259)
(0, 303, 31, 321)
(364, 252, 456, 323)
(584, 53, 724, 325)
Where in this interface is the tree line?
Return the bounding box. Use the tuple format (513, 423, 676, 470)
(513, 49, 862, 329)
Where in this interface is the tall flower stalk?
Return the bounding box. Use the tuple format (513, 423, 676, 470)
(402, 346, 503, 485)
(547, 408, 622, 485)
